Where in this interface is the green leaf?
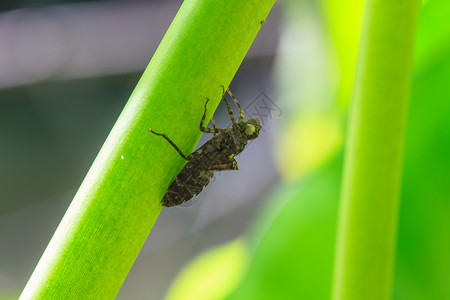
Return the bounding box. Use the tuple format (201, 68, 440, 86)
(20, 1, 275, 299)
(165, 239, 249, 300)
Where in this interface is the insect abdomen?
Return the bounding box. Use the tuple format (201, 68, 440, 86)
(162, 166, 214, 207)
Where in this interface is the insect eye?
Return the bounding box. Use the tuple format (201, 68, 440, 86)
(245, 124, 255, 136)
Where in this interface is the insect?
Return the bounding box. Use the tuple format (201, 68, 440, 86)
(149, 87, 262, 207)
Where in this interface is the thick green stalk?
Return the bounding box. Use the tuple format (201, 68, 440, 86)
(332, 0, 420, 300)
(20, 1, 274, 299)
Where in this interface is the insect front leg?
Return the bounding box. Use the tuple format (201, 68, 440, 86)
(200, 97, 223, 135)
(211, 116, 216, 136)
(226, 88, 245, 121)
(221, 86, 236, 124)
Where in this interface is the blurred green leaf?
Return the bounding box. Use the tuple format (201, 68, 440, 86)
(414, 0, 450, 73)
(165, 239, 249, 300)
(228, 157, 342, 300)
(165, 0, 450, 299)
(276, 112, 342, 182)
(226, 50, 450, 297)
(232, 0, 450, 298)
(394, 50, 450, 300)
(319, 0, 363, 109)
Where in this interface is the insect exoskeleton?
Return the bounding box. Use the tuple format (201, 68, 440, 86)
(149, 87, 261, 207)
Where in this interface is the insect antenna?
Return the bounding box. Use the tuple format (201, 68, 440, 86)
(149, 128, 188, 160)
(226, 88, 244, 121)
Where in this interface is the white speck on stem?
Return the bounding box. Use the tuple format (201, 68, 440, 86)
(121, 155, 124, 160)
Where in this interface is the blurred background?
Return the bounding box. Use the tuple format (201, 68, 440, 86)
(1, 0, 449, 299)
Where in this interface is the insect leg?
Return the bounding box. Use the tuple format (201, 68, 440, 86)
(208, 156, 238, 171)
(149, 128, 188, 160)
(208, 162, 238, 171)
(200, 97, 210, 129)
(226, 88, 244, 121)
(200, 97, 223, 134)
(221, 86, 236, 124)
(211, 116, 216, 136)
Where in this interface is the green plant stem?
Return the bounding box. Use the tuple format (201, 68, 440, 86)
(332, 0, 420, 300)
(20, 1, 275, 299)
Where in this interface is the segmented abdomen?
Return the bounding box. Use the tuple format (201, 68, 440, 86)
(162, 166, 214, 207)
